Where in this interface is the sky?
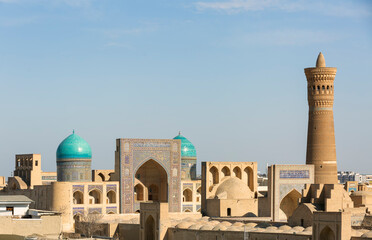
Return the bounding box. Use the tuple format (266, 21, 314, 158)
(0, 0, 371, 177)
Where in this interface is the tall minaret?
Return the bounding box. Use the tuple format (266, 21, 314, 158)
(305, 52, 338, 184)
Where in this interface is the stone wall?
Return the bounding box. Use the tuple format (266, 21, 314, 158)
(167, 228, 312, 240)
(0, 215, 61, 236)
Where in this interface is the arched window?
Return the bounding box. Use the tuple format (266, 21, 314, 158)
(88, 189, 102, 204)
(209, 166, 219, 185)
(73, 191, 84, 204)
(196, 187, 201, 202)
(221, 166, 231, 178)
(134, 184, 144, 201)
(183, 188, 192, 202)
(106, 190, 116, 204)
(244, 167, 254, 191)
(233, 167, 242, 179)
(148, 184, 159, 201)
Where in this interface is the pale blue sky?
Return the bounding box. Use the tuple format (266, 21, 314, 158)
(0, 0, 371, 177)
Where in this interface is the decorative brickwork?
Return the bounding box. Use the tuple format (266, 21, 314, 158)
(88, 185, 103, 193)
(117, 139, 181, 213)
(106, 206, 117, 214)
(88, 208, 102, 214)
(72, 185, 84, 193)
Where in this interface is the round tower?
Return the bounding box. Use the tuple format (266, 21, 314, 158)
(173, 132, 197, 180)
(305, 52, 338, 184)
(56, 131, 92, 182)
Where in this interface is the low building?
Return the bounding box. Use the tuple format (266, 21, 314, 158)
(0, 195, 33, 217)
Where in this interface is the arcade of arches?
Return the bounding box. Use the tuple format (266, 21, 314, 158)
(207, 163, 256, 192)
(134, 159, 168, 202)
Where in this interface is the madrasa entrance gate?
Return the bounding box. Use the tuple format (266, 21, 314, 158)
(115, 138, 182, 213)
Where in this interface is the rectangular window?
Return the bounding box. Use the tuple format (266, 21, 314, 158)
(6, 207, 14, 215)
(35, 161, 38, 166)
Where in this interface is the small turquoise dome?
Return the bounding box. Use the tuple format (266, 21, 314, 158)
(173, 132, 196, 158)
(56, 131, 92, 159)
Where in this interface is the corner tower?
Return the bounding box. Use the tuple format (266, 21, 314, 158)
(56, 131, 92, 182)
(305, 52, 338, 184)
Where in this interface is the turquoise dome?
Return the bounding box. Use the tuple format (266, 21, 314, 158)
(173, 133, 196, 158)
(56, 131, 92, 159)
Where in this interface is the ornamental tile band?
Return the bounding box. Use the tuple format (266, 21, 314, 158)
(280, 170, 310, 179)
(106, 184, 117, 192)
(88, 208, 102, 214)
(73, 185, 84, 193)
(73, 207, 84, 215)
(88, 185, 103, 192)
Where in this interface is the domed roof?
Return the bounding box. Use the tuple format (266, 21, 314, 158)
(215, 177, 253, 200)
(173, 132, 196, 158)
(56, 131, 92, 159)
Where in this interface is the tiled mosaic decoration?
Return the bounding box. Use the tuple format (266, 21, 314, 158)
(73, 185, 84, 193)
(118, 138, 181, 213)
(279, 170, 310, 179)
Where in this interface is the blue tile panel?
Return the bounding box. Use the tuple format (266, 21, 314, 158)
(279, 170, 310, 179)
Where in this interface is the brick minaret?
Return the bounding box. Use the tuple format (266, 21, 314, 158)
(305, 52, 338, 184)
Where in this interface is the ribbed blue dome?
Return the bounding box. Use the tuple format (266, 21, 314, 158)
(56, 131, 92, 159)
(173, 133, 196, 158)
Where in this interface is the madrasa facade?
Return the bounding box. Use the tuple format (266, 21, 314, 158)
(1, 131, 202, 231)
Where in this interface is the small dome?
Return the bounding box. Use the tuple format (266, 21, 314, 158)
(215, 178, 254, 200)
(200, 225, 214, 230)
(176, 222, 193, 229)
(173, 133, 196, 158)
(57, 131, 92, 159)
(213, 225, 227, 231)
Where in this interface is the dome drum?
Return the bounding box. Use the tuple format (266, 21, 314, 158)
(173, 133, 197, 180)
(56, 132, 92, 182)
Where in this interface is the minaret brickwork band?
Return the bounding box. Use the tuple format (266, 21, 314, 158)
(305, 52, 338, 184)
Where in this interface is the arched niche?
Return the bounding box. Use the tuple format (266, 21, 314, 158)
(233, 167, 242, 179)
(320, 226, 335, 240)
(135, 159, 168, 202)
(209, 166, 219, 185)
(183, 188, 192, 202)
(73, 191, 84, 204)
(244, 167, 254, 191)
(89, 189, 102, 204)
(145, 215, 155, 240)
(279, 189, 302, 220)
(134, 183, 144, 201)
(221, 166, 231, 178)
(107, 190, 116, 204)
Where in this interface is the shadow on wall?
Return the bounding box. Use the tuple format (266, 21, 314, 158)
(243, 212, 257, 217)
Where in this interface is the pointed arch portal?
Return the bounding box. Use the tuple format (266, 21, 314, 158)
(279, 189, 302, 220)
(135, 159, 168, 202)
(145, 215, 155, 240)
(320, 226, 335, 240)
